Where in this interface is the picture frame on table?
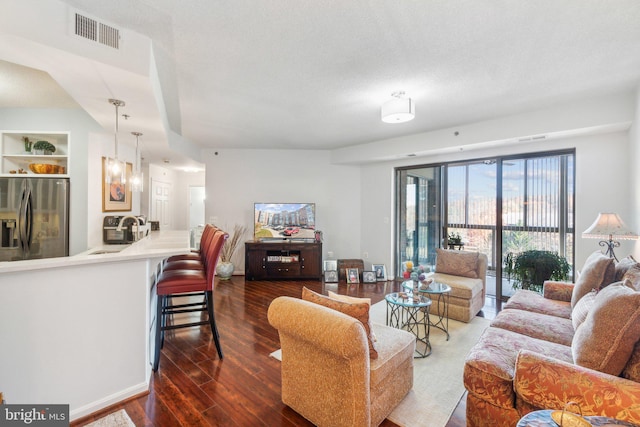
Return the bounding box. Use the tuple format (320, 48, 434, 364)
(323, 260, 338, 272)
(362, 271, 376, 283)
(324, 270, 338, 283)
(373, 264, 387, 281)
(346, 268, 359, 284)
(102, 157, 133, 212)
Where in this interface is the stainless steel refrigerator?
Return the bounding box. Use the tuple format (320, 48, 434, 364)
(0, 177, 69, 261)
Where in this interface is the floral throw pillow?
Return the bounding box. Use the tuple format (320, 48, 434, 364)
(301, 287, 378, 359)
(570, 251, 615, 308)
(572, 281, 640, 375)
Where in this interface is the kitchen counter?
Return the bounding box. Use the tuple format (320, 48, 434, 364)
(0, 229, 191, 420)
(0, 230, 190, 273)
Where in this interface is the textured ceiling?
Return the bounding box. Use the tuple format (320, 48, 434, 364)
(4, 0, 640, 157)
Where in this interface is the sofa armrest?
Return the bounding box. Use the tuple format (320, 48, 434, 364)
(542, 281, 574, 302)
(514, 350, 640, 424)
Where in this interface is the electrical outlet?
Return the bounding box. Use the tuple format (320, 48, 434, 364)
(363, 252, 369, 259)
(327, 251, 334, 258)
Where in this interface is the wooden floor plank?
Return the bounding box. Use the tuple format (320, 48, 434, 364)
(71, 276, 497, 426)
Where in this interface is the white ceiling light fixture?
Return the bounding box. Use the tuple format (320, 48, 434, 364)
(381, 91, 415, 124)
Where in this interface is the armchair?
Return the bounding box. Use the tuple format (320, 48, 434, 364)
(267, 296, 415, 427)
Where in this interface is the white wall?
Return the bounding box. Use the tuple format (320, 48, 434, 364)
(630, 85, 640, 258)
(174, 171, 206, 230)
(204, 149, 361, 271)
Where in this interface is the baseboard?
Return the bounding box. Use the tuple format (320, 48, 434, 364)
(69, 381, 149, 421)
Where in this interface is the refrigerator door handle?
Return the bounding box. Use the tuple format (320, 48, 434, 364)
(23, 184, 33, 255)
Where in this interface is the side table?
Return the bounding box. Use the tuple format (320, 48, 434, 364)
(517, 409, 637, 426)
(403, 280, 451, 340)
(385, 292, 432, 358)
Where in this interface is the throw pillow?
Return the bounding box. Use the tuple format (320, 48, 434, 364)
(572, 281, 640, 375)
(327, 291, 377, 342)
(623, 264, 640, 291)
(435, 248, 479, 279)
(570, 251, 615, 308)
(616, 255, 638, 282)
(301, 287, 379, 359)
(571, 289, 597, 331)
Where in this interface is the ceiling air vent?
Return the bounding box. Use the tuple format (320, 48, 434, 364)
(73, 12, 120, 49)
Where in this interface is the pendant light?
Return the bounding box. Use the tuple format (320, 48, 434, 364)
(130, 131, 144, 192)
(105, 99, 127, 185)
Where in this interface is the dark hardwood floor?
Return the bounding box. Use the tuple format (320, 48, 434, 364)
(71, 277, 498, 427)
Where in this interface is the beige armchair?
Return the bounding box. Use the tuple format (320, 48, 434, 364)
(430, 248, 488, 322)
(268, 296, 415, 427)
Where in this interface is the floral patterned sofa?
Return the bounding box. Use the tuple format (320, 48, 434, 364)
(463, 252, 640, 427)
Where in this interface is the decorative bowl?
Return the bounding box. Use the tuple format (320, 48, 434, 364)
(29, 163, 59, 174)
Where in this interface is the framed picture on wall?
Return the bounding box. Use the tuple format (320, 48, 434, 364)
(102, 157, 133, 212)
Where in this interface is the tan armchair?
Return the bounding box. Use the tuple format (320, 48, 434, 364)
(267, 296, 415, 427)
(430, 248, 488, 322)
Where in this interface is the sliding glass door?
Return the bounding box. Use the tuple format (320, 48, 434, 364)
(396, 166, 443, 275)
(396, 150, 575, 302)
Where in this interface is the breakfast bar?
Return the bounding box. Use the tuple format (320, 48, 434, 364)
(0, 230, 190, 420)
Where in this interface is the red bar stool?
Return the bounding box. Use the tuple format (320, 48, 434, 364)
(164, 224, 217, 264)
(153, 229, 228, 371)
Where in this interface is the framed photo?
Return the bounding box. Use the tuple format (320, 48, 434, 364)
(324, 270, 338, 283)
(373, 264, 387, 281)
(323, 260, 338, 272)
(362, 271, 376, 283)
(102, 157, 133, 212)
(346, 268, 359, 284)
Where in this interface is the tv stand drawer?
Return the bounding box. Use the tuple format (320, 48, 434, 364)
(266, 264, 301, 277)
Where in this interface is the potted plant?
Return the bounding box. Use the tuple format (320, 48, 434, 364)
(509, 249, 570, 293)
(33, 140, 56, 155)
(448, 232, 462, 245)
(216, 224, 248, 280)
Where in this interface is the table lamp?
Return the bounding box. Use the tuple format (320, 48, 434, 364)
(582, 213, 638, 261)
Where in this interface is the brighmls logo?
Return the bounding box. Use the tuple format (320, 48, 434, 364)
(0, 405, 69, 426)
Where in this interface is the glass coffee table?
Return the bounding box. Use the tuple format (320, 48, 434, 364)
(385, 292, 432, 358)
(403, 280, 451, 340)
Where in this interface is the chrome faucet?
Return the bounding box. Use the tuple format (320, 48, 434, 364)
(116, 215, 142, 240)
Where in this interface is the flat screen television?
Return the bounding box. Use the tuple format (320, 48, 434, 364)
(254, 203, 316, 240)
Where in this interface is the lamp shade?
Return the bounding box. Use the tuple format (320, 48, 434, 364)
(582, 213, 638, 240)
(381, 96, 415, 123)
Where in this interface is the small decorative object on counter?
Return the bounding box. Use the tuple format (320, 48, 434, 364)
(22, 136, 33, 153)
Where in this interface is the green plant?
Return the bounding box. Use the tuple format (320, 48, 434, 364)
(33, 140, 56, 153)
(448, 232, 461, 243)
(509, 250, 570, 293)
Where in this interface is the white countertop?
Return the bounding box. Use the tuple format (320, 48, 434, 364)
(0, 230, 191, 273)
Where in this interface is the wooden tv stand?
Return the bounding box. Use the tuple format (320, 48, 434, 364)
(245, 240, 322, 281)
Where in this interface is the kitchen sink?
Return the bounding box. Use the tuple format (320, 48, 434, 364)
(88, 246, 130, 255)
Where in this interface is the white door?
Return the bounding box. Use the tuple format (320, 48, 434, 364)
(189, 186, 205, 229)
(151, 179, 172, 229)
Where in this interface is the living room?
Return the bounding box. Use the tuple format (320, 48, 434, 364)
(1, 1, 640, 426)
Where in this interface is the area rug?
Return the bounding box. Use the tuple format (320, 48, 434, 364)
(84, 409, 135, 427)
(270, 300, 490, 427)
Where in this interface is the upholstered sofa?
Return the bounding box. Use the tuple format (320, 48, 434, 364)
(267, 289, 415, 427)
(427, 248, 488, 323)
(463, 252, 640, 427)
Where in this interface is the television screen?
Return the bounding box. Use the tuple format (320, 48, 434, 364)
(254, 203, 316, 240)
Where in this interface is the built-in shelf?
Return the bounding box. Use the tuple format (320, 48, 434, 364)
(0, 131, 70, 177)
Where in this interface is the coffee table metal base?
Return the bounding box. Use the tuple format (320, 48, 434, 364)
(385, 294, 432, 358)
